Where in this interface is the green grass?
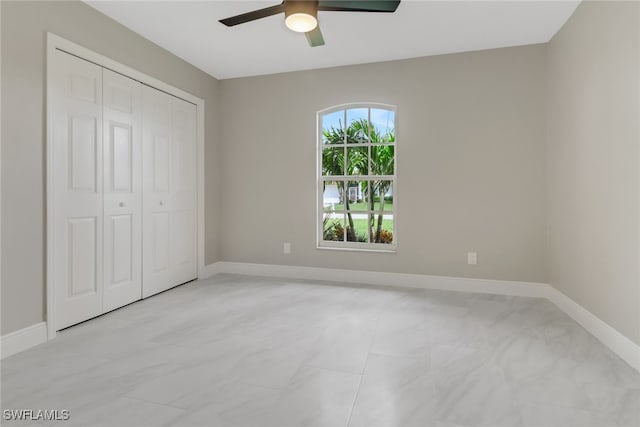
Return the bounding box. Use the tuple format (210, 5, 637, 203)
(351, 218, 393, 236)
(324, 217, 393, 235)
(332, 200, 393, 211)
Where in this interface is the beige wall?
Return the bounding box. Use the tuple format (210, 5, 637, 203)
(547, 1, 640, 345)
(1, 0, 221, 335)
(219, 45, 548, 283)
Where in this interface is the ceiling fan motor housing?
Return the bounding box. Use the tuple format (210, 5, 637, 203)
(285, 1, 320, 26)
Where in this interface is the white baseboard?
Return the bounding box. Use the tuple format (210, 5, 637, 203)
(546, 287, 640, 372)
(206, 261, 640, 373)
(210, 261, 550, 297)
(200, 262, 222, 279)
(1, 322, 47, 359)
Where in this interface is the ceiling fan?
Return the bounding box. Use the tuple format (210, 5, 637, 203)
(219, 1, 401, 47)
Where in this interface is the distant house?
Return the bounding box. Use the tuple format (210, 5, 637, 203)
(323, 183, 391, 207)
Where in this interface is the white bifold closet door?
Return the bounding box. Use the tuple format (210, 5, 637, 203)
(52, 49, 197, 329)
(51, 51, 106, 329)
(102, 69, 143, 312)
(141, 85, 197, 298)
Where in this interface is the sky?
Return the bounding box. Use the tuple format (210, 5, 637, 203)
(322, 108, 395, 140)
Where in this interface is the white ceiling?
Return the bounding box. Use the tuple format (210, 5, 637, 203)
(86, 0, 580, 80)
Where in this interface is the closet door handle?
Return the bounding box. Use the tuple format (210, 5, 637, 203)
(159, 201, 164, 206)
(118, 202, 125, 207)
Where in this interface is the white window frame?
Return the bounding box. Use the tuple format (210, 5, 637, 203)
(316, 103, 397, 252)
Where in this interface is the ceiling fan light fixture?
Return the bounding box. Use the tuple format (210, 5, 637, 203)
(285, 13, 317, 32)
(284, 1, 318, 33)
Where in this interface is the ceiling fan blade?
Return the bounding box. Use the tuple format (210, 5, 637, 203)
(318, 0, 400, 13)
(305, 26, 325, 47)
(219, 3, 285, 27)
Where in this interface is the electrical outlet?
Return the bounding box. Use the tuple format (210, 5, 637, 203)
(467, 251, 477, 265)
(283, 242, 291, 254)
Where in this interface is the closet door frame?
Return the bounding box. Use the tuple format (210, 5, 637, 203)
(46, 33, 206, 340)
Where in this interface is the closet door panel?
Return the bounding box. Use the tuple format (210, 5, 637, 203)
(109, 214, 133, 283)
(142, 86, 197, 297)
(52, 50, 104, 330)
(142, 86, 174, 297)
(67, 217, 98, 297)
(103, 69, 142, 312)
(170, 98, 198, 285)
(152, 212, 170, 272)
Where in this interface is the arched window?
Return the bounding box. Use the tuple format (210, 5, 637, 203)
(317, 104, 397, 251)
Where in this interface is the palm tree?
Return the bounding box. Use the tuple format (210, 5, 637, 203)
(322, 120, 367, 241)
(322, 117, 394, 243)
(370, 143, 394, 243)
(348, 119, 395, 243)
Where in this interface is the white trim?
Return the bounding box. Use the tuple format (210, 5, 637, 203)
(46, 33, 206, 340)
(45, 36, 56, 340)
(207, 261, 640, 372)
(317, 103, 397, 251)
(47, 34, 200, 106)
(0, 0, 3, 349)
(637, 51, 640, 376)
(211, 261, 550, 297)
(197, 103, 206, 280)
(200, 262, 223, 279)
(1, 323, 48, 359)
(316, 246, 396, 254)
(546, 287, 640, 372)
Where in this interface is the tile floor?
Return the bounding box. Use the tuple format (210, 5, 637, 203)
(2, 274, 639, 427)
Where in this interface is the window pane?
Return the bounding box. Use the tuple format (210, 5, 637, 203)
(370, 108, 395, 143)
(346, 108, 369, 144)
(322, 146, 344, 176)
(322, 181, 343, 209)
(369, 213, 394, 244)
(340, 180, 368, 211)
(344, 181, 368, 242)
(346, 146, 368, 176)
(371, 145, 395, 175)
(322, 110, 345, 144)
(345, 214, 368, 242)
(323, 213, 344, 242)
(371, 180, 393, 212)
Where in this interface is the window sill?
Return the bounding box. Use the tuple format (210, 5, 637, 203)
(316, 245, 397, 254)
